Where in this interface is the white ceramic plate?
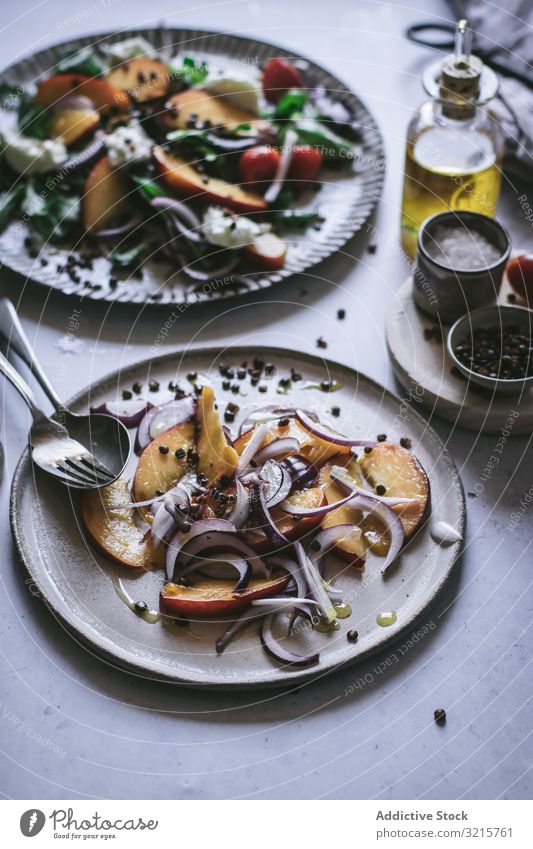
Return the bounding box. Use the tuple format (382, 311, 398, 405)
(10, 347, 465, 688)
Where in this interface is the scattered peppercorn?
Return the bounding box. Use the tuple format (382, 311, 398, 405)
(377, 433, 387, 442)
(187, 371, 197, 381)
(264, 363, 275, 375)
(279, 376, 291, 388)
(259, 385, 268, 393)
(507, 293, 517, 304)
(237, 368, 246, 380)
(148, 379, 160, 392)
(231, 383, 240, 394)
(278, 417, 290, 427)
(155, 489, 164, 497)
(453, 323, 532, 380)
(376, 484, 386, 496)
(132, 381, 142, 394)
(400, 437, 412, 449)
(434, 708, 446, 726)
(159, 444, 169, 455)
(364, 446, 373, 454)
(222, 379, 231, 390)
(331, 406, 340, 417)
(175, 448, 186, 459)
(367, 243, 377, 254)
(134, 601, 148, 613)
(347, 629, 359, 643)
(337, 308, 346, 320)
(316, 336, 327, 348)
(122, 389, 132, 400)
(224, 411, 235, 423)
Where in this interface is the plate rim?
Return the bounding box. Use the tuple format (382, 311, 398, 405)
(10, 345, 465, 689)
(0, 25, 385, 307)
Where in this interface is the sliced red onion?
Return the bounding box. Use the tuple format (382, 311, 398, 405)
(51, 94, 95, 112)
(92, 212, 144, 240)
(310, 524, 363, 558)
(252, 597, 318, 609)
(280, 455, 317, 490)
(238, 406, 317, 436)
(261, 610, 320, 668)
(267, 554, 306, 598)
(264, 129, 298, 204)
(205, 133, 258, 151)
(294, 541, 337, 623)
(177, 252, 239, 282)
(252, 437, 300, 467)
(165, 518, 236, 581)
(227, 478, 251, 529)
(250, 482, 288, 548)
(61, 138, 106, 175)
(280, 488, 355, 518)
(91, 400, 152, 428)
(348, 494, 404, 576)
(135, 396, 196, 452)
(259, 459, 293, 508)
(330, 465, 417, 506)
(183, 553, 252, 592)
(177, 529, 268, 575)
(150, 196, 201, 230)
(296, 409, 377, 448)
(236, 423, 269, 474)
(215, 607, 262, 654)
(151, 197, 203, 243)
(151, 501, 179, 547)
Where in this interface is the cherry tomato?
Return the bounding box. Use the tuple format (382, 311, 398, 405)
(507, 253, 533, 303)
(262, 57, 303, 103)
(238, 145, 280, 187)
(288, 145, 323, 182)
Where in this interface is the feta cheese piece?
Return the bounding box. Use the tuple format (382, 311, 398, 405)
(105, 122, 153, 167)
(1, 127, 67, 175)
(202, 206, 270, 249)
(204, 73, 261, 116)
(103, 37, 155, 63)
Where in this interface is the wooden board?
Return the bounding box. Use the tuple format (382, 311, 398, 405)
(386, 273, 533, 435)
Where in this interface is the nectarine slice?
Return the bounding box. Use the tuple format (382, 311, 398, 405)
(164, 88, 255, 132)
(49, 106, 99, 147)
(81, 477, 157, 569)
(160, 573, 290, 618)
(153, 147, 268, 214)
(244, 232, 287, 270)
(359, 442, 430, 540)
(82, 155, 130, 232)
(106, 58, 170, 102)
(37, 74, 130, 113)
(234, 419, 349, 470)
(132, 421, 196, 508)
(244, 485, 326, 553)
(197, 386, 239, 485)
(317, 455, 366, 565)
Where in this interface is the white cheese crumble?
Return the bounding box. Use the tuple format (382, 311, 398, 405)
(104, 122, 153, 167)
(1, 127, 67, 175)
(202, 206, 270, 249)
(103, 37, 155, 63)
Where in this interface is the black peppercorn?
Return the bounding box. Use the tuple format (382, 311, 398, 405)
(159, 445, 169, 455)
(347, 629, 358, 643)
(400, 437, 412, 449)
(434, 708, 446, 726)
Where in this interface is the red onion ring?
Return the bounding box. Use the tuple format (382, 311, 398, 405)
(280, 455, 317, 490)
(227, 478, 251, 529)
(259, 459, 292, 508)
(135, 396, 196, 453)
(294, 541, 337, 624)
(215, 607, 262, 654)
(330, 465, 417, 506)
(91, 400, 152, 428)
(177, 252, 239, 282)
(150, 196, 201, 230)
(236, 423, 270, 474)
(264, 129, 298, 204)
(261, 609, 320, 668)
(183, 553, 252, 592)
(267, 554, 307, 598)
(296, 409, 377, 448)
(250, 482, 289, 548)
(252, 437, 300, 467)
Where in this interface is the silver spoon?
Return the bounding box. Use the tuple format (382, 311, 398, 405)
(0, 299, 131, 488)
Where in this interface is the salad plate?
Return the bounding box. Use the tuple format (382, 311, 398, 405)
(0, 27, 384, 306)
(11, 346, 464, 688)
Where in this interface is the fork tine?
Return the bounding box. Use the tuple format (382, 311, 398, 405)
(78, 455, 115, 479)
(58, 461, 99, 485)
(65, 456, 113, 487)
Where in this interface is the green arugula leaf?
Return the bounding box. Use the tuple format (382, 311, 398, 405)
(0, 183, 25, 234)
(110, 243, 147, 269)
(267, 208, 320, 228)
(131, 174, 167, 201)
(294, 119, 356, 158)
(22, 178, 80, 242)
(54, 46, 108, 77)
(274, 90, 307, 120)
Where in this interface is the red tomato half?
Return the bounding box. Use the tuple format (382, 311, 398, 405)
(262, 57, 303, 103)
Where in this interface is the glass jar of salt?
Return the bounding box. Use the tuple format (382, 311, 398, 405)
(412, 210, 511, 321)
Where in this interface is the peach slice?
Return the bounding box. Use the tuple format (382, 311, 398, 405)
(82, 155, 130, 232)
(37, 74, 130, 113)
(132, 421, 196, 510)
(197, 386, 239, 485)
(234, 419, 350, 470)
(49, 106, 99, 147)
(244, 486, 327, 553)
(244, 232, 287, 270)
(106, 58, 170, 102)
(163, 88, 256, 132)
(81, 477, 158, 569)
(359, 442, 430, 541)
(153, 147, 268, 214)
(317, 454, 366, 566)
(160, 573, 290, 618)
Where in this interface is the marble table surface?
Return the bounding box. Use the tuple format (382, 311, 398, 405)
(0, 0, 531, 800)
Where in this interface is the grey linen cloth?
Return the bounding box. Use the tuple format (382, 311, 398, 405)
(449, 0, 533, 181)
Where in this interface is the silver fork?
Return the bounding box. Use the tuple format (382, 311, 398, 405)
(0, 350, 120, 489)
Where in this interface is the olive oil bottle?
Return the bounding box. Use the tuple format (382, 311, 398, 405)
(400, 20, 504, 257)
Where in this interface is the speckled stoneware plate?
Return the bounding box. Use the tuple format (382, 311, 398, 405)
(0, 27, 384, 306)
(10, 347, 464, 688)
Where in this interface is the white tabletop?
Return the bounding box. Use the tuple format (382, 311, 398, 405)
(0, 0, 531, 800)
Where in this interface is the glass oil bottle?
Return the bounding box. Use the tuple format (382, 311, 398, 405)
(400, 20, 504, 257)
